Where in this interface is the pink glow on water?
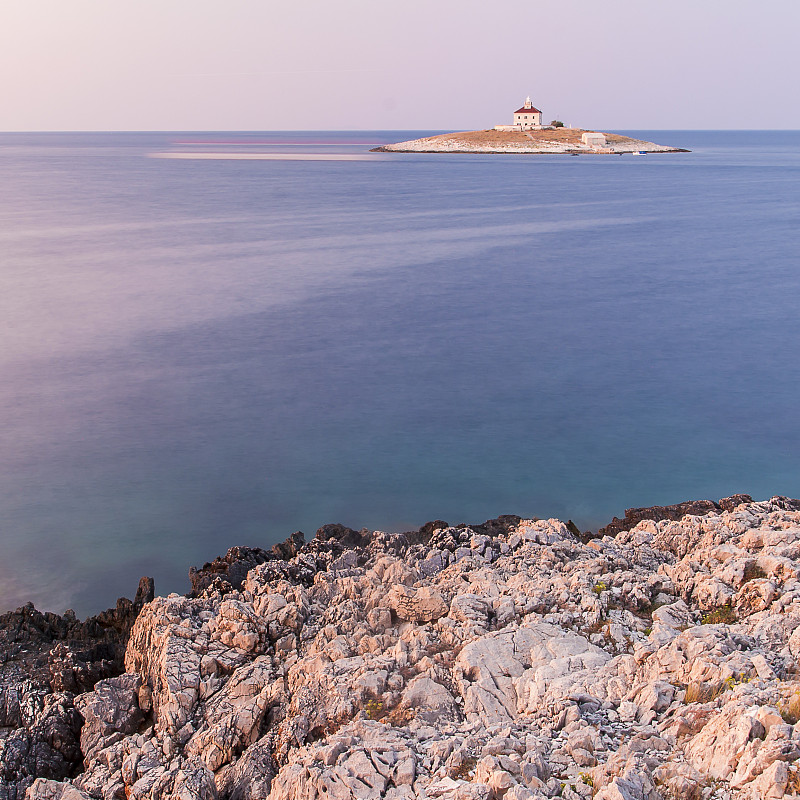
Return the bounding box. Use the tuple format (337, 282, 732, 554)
(172, 139, 382, 146)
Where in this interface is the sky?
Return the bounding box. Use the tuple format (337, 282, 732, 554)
(0, 0, 797, 131)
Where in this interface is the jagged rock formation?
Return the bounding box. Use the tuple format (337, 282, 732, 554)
(0, 579, 154, 800)
(595, 495, 759, 538)
(0, 578, 155, 687)
(188, 536, 306, 598)
(6, 497, 800, 800)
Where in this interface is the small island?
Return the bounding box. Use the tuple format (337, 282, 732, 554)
(373, 96, 689, 155)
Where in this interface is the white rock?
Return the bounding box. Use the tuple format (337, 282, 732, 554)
(387, 586, 448, 623)
(26, 780, 93, 800)
(685, 703, 765, 780)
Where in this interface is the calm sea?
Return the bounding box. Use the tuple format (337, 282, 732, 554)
(1, 130, 798, 616)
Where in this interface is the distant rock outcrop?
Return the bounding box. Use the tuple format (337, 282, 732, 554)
(373, 129, 689, 155)
(595, 494, 760, 537)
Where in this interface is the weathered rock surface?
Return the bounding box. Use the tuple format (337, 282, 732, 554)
(0, 579, 153, 800)
(7, 496, 800, 799)
(0, 578, 154, 691)
(596, 495, 758, 538)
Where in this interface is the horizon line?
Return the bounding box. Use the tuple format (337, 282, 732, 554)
(1, 127, 800, 135)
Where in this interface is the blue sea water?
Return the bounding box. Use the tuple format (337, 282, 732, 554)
(0, 130, 798, 616)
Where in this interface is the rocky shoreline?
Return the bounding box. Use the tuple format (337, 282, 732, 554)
(372, 129, 688, 155)
(3, 494, 800, 800)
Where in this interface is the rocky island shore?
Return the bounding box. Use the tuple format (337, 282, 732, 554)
(372, 129, 687, 155)
(3, 495, 800, 800)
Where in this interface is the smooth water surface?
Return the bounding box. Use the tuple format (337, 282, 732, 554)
(1, 130, 798, 615)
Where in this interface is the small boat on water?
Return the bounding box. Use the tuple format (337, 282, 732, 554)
(632, 151, 647, 156)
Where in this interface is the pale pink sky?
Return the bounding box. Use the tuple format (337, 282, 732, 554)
(1, 0, 796, 131)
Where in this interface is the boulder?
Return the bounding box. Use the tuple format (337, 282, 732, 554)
(399, 676, 460, 723)
(387, 586, 447, 624)
(73, 673, 143, 762)
(685, 704, 765, 780)
(455, 623, 610, 722)
(25, 779, 93, 800)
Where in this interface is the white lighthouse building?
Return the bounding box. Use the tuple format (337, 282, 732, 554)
(494, 97, 545, 131)
(513, 97, 543, 129)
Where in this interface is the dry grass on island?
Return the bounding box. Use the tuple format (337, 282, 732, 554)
(374, 127, 688, 155)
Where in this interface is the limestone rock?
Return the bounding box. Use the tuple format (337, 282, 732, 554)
(184, 656, 276, 771)
(685, 703, 765, 780)
(734, 578, 778, 617)
(650, 599, 691, 629)
(25, 779, 93, 800)
(456, 623, 610, 722)
(0, 691, 83, 800)
(387, 586, 447, 624)
(73, 673, 143, 762)
(6, 497, 800, 800)
(399, 676, 460, 723)
(745, 759, 790, 799)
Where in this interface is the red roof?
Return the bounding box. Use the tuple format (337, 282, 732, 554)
(514, 106, 541, 114)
